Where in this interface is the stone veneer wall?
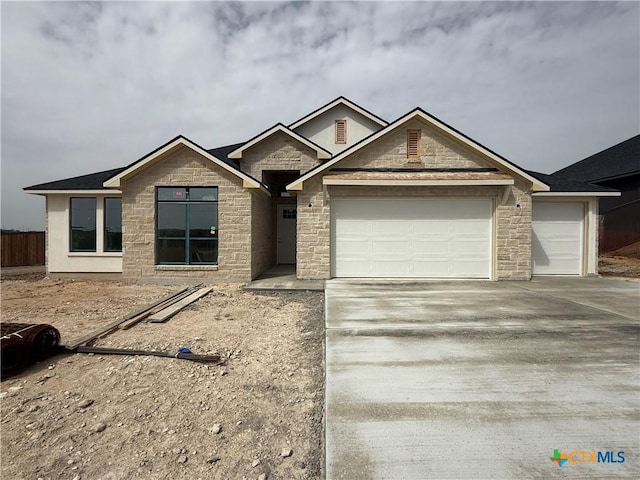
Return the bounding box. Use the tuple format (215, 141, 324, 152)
(251, 194, 274, 278)
(495, 179, 532, 279)
(341, 119, 495, 170)
(240, 131, 321, 181)
(295, 119, 534, 280)
(121, 147, 255, 284)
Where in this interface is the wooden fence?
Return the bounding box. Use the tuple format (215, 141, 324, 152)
(1, 232, 45, 267)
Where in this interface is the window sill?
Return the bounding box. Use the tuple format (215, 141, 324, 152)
(155, 265, 219, 271)
(68, 252, 123, 257)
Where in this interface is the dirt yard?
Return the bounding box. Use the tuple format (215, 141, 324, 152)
(599, 240, 640, 278)
(0, 276, 324, 480)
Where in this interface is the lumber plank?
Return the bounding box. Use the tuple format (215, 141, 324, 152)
(64, 287, 191, 349)
(147, 287, 213, 323)
(118, 286, 200, 330)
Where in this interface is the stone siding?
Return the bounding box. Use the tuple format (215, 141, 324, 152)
(340, 119, 495, 170)
(251, 194, 274, 278)
(495, 180, 532, 279)
(121, 147, 255, 284)
(240, 132, 321, 181)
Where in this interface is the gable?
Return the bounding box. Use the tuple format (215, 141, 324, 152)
(239, 130, 322, 181)
(338, 118, 496, 171)
(103, 136, 265, 191)
(288, 109, 549, 192)
(292, 103, 386, 155)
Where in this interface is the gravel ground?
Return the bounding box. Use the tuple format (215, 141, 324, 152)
(1, 278, 324, 480)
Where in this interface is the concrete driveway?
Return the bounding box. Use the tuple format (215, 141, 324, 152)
(325, 277, 640, 479)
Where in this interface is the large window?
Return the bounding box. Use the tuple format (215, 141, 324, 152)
(104, 198, 122, 252)
(70, 197, 97, 251)
(156, 187, 218, 264)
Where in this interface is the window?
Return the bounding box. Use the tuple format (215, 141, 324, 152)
(70, 197, 97, 251)
(156, 187, 218, 265)
(104, 198, 122, 252)
(335, 120, 347, 144)
(407, 129, 421, 159)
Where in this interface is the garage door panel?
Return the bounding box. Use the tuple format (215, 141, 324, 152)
(532, 203, 583, 275)
(333, 198, 492, 278)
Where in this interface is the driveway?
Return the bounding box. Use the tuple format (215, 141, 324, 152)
(325, 277, 640, 479)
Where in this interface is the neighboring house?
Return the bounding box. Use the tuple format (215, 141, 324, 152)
(554, 135, 640, 252)
(24, 97, 619, 283)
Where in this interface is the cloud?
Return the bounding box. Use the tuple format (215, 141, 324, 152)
(2, 1, 638, 229)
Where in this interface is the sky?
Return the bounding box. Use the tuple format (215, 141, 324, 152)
(1, 1, 639, 230)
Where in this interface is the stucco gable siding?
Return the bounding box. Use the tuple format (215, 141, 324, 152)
(121, 146, 253, 283)
(293, 104, 384, 155)
(339, 119, 497, 171)
(240, 131, 321, 181)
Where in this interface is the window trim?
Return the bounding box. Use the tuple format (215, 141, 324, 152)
(69, 197, 97, 252)
(155, 186, 219, 265)
(407, 129, 421, 159)
(335, 119, 347, 144)
(103, 197, 122, 252)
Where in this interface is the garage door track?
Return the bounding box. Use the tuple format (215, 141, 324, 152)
(325, 277, 639, 479)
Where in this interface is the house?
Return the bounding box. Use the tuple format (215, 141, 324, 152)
(554, 134, 640, 252)
(24, 97, 619, 283)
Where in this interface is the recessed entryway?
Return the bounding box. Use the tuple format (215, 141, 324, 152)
(277, 204, 297, 264)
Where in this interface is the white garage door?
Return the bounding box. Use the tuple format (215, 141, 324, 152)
(532, 203, 584, 275)
(332, 198, 492, 278)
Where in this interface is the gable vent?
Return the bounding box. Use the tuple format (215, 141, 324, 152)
(407, 129, 421, 159)
(335, 120, 347, 144)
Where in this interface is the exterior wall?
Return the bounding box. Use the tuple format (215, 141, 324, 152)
(121, 147, 255, 284)
(240, 132, 320, 182)
(251, 193, 274, 278)
(296, 120, 534, 280)
(45, 194, 123, 274)
(297, 176, 330, 279)
(495, 180, 532, 279)
(293, 104, 384, 155)
(339, 119, 495, 170)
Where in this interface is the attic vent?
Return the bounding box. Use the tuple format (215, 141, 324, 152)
(335, 120, 347, 144)
(407, 129, 421, 159)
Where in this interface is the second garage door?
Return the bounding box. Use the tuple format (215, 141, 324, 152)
(532, 202, 584, 275)
(332, 198, 492, 278)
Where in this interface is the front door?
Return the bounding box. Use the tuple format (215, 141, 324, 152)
(277, 205, 297, 264)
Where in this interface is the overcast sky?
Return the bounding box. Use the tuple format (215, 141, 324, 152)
(2, 1, 639, 230)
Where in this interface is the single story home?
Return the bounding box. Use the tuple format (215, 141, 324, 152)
(24, 97, 619, 283)
(554, 134, 639, 252)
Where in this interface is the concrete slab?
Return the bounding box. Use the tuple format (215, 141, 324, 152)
(325, 277, 640, 479)
(244, 265, 325, 291)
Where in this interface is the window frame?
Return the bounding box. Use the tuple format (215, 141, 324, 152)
(103, 197, 123, 252)
(407, 129, 421, 159)
(69, 197, 97, 252)
(155, 187, 219, 265)
(335, 119, 347, 144)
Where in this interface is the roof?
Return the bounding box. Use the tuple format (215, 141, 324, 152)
(288, 96, 388, 130)
(206, 142, 245, 169)
(554, 134, 640, 182)
(287, 108, 550, 192)
(24, 167, 127, 191)
(227, 124, 331, 160)
(526, 170, 620, 194)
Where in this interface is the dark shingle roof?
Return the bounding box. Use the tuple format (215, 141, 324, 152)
(206, 142, 245, 169)
(553, 134, 640, 182)
(24, 167, 128, 191)
(526, 171, 619, 192)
